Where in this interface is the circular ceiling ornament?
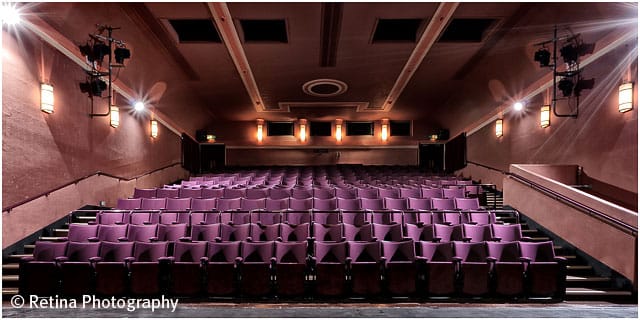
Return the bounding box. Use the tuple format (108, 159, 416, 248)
(302, 79, 348, 97)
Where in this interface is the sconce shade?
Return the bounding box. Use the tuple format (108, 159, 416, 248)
(335, 124, 342, 142)
(619, 82, 633, 113)
(40, 83, 54, 113)
(110, 106, 119, 128)
(381, 124, 388, 141)
(495, 119, 503, 137)
(150, 120, 158, 138)
(299, 124, 307, 142)
(540, 105, 550, 128)
(256, 119, 264, 142)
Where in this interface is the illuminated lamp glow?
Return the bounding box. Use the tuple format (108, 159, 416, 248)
(619, 82, 633, 113)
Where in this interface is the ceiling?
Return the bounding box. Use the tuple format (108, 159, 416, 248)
(25, 2, 639, 135)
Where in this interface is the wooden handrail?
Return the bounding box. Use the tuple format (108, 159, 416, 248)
(3, 162, 183, 212)
(467, 160, 637, 236)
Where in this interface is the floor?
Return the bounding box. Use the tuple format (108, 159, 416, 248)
(3, 300, 637, 318)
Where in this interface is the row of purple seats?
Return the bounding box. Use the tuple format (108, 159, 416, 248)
(117, 196, 481, 212)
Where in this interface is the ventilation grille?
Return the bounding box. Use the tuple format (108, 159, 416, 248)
(372, 19, 423, 43)
(438, 18, 496, 42)
(168, 19, 221, 43)
(240, 19, 288, 43)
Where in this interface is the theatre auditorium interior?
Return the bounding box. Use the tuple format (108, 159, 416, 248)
(1, 1, 638, 318)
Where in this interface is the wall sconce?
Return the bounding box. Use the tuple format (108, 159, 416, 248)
(40, 83, 54, 113)
(150, 120, 158, 138)
(335, 119, 343, 142)
(256, 119, 264, 142)
(299, 119, 307, 142)
(381, 119, 389, 142)
(619, 82, 633, 113)
(540, 105, 550, 128)
(109, 105, 119, 128)
(495, 119, 503, 137)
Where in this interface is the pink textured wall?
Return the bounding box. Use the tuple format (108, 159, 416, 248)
(465, 45, 637, 196)
(2, 30, 183, 208)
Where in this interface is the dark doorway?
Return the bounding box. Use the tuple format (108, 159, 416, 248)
(200, 144, 226, 173)
(419, 143, 444, 173)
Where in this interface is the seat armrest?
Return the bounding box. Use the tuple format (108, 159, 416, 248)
(178, 237, 191, 242)
(246, 237, 253, 242)
(521, 236, 534, 242)
(235, 257, 243, 264)
(452, 256, 462, 263)
(340, 237, 346, 242)
(200, 257, 209, 264)
(486, 257, 497, 263)
(115, 221, 126, 225)
(89, 257, 102, 263)
(270, 257, 277, 264)
(20, 256, 35, 263)
(117, 237, 128, 242)
(401, 237, 412, 242)
(149, 237, 159, 242)
(554, 256, 567, 263)
(345, 257, 352, 265)
(124, 257, 136, 264)
(491, 237, 502, 242)
(58, 237, 69, 242)
(55, 256, 69, 263)
(416, 256, 428, 263)
(158, 256, 174, 263)
(214, 237, 222, 242)
(87, 237, 99, 242)
(519, 257, 531, 263)
(416, 222, 424, 228)
(462, 237, 472, 242)
(432, 237, 442, 243)
(87, 220, 97, 225)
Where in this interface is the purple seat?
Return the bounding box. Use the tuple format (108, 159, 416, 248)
(98, 211, 127, 225)
(313, 211, 340, 225)
(313, 197, 338, 211)
(313, 241, 347, 296)
(246, 188, 269, 199)
(224, 187, 247, 199)
(269, 188, 292, 200)
(168, 241, 207, 295)
(431, 198, 455, 210)
(313, 187, 335, 200)
(454, 241, 491, 296)
(266, 198, 290, 211)
(19, 241, 68, 295)
(205, 241, 240, 296)
(421, 188, 443, 199)
(443, 188, 465, 199)
(291, 187, 313, 199)
(405, 224, 438, 242)
(156, 211, 179, 225)
(117, 198, 141, 210)
(289, 197, 313, 211)
(443, 211, 467, 225)
(399, 188, 421, 199)
(381, 240, 417, 295)
(455, 198, 480, 210)
(221, 210, 251, 225)
(369, 210, 394, 225)
(434, 224, 464, 242)
(491, 223, 533, 242)
(59, 241, 101, 295)
(468, 210, 496, 225)
(337, 198, 361, 210)
(202, 187, 224, 199)
(191, 198, 217, 211)
(64, 223, 99, 242)
(239, 241, 275, 296)
(487, 241, 525, 296)
(400, 210, 419, 225)
(284, 211, 311, 225)
(280, 223, 310, 242)
(219, 223, 251, 242)
(274, 241, 308, 296)
(418, 241, 456, 295)
(157, 188, 179, 198)
(361, 198, 384, 210)
(133, 188, 157, 198)
(141, 198, 167, 210)
(129, 241, 169, 295)
(384, 197, 408, 210)
(312, 224, 344, 242)
(166, 198, 192, 210)
(96, 224, 128, 242)
(408, 197, 431, 210)
(343, 224, 374, 241)
(249, 223, 280, 241)
(217, 197, 242, 211)
(341, 210, 368, 226)
(179, 188, 202, 199)
(519, 241, 567, 298)
(372, 223, 404, 242)
(158, 223, 188, 241)
(357, 187, 379, 199)
(251, 211, 283, 225)
(241, 198, 266, 211)
(94, 241, 134, 296)
(201, 211, 221, 224)
(463, 224, 496, 242)
(378, 188, 400, 199)
(122, 224, 158, 242)
(190, 224, 221, 241)
(465, 185, 482, 198)
(129, 211, 152, 225)
(335, 187, 356, 199)
(348, 241, 382, 295)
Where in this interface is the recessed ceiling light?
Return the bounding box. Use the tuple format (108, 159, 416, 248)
(513, 102, 524, 111)
(134, 101, 145, 111)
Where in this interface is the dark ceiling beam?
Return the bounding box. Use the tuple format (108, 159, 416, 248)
(207, 2, 266, 112)
(380, 2, 459, 111)
(452, 4, 534, 80)
(120, 3, 200, 81)
(320, 2, 343, 67)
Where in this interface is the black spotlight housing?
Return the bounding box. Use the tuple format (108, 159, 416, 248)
(557, 77, 574, 97)
(114, 47, 131, 64)
(78, 44, 94, 61)
(534, 48, 551, 67)
(560, 44, 579, 64)
(91, 42, 111, 63)
(79, 78, 107, 97)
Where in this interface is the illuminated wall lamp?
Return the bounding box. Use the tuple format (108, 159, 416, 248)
(540, 105, 550, 128)
(256, 119, 264, 143)
(109, 105, 119, 128)
(618, 82, 633, 113)
(335, 124, 342, 142)
(381, 124, 389, 142)
(150, 120, 158, 138)
(299, 119, 307, 142)
(495, 119, 503, 137)
(40, 83, 54, 113)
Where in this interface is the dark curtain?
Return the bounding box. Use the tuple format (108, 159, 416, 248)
(444, 133, 467, 173)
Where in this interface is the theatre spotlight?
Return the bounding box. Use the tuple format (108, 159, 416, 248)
(79, 78, 107, 97)
(557, 77, 574, 97)
(533, 48, 551, 67)
(114, 47, 131, 64)
(560, 44, 578, 64)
